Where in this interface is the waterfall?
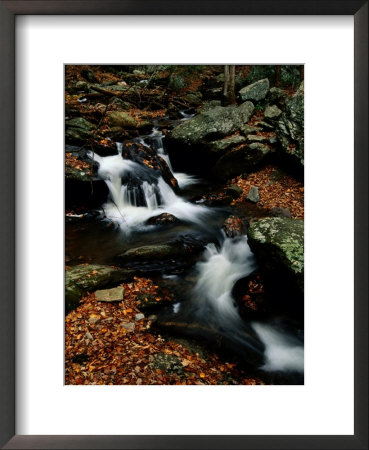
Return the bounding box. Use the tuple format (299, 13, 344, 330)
(192, 235, 256, 327)
(89, 141, 209, 231)
(252, 323, 304, 373)
(189, 235, 304, 372)
(144, 129, 200, 190)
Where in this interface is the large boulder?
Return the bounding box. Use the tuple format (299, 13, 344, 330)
(247, 218, 304, 302)
(167, 102, 254, 147)
(211, 142, 271, 181)
(239, 79, 269, 102)
(65, 264, 133, 313)
(276, 82, 304, 173)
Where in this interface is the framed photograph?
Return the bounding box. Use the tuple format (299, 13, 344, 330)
(1, 1, 367, 449)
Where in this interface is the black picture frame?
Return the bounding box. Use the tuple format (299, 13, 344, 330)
(0, 1, 367, 449)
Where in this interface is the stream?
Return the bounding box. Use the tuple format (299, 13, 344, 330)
(66, 117, 304, 384)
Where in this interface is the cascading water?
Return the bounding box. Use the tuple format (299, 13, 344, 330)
(89, 136, 208, 231)
(86, 129, 303, 376)
(144, 129, 199, 189)
(192, 235, 256, 327)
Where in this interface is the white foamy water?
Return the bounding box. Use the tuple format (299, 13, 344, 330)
(146, 130, 199, 189)
(252, 323, 304, 373)
(90, 147, 209, 231)
(193, 236, 256, 326)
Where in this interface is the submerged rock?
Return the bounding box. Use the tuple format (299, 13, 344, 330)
(145, 213, 181, 226)
(247, 218, 304, 300)
(65, 264, 133, 313)
(239, 78, 269, 102)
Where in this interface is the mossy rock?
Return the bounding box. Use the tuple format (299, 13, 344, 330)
(65, 264, 133, 313)
(247, 218, 304, 299)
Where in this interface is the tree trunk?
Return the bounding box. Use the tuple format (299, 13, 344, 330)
(222, 65, 236, 106)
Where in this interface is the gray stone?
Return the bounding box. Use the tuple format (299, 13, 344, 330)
(246, 135, 267, 143)
(209, 135, 246, 154)
(240, 124, 259, 136)
(239, 78, 269, 102)
(246, 186, 260, 203)
(264, 104, 282, 120)
(167, 102, 254, 146)
(134, 313, 145, 321)
(95, 287, 124, 302)
(121, 322, 135, 332)
(107, 111, 138, 128)
(276, 82, 304, 170)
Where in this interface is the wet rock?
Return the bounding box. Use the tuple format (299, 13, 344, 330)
(247, 218, 304, 300)
(145, 213, 181, 226)
(65, 264, 133, 313)
(246, 186, 260, 203)
(222, 215, 246, 238)
(119, 141, 179, 194)
(135, 313, 145, 321)
(239, 78, 269, 102)
(95, 287, 124, 302)
(117, 239, 204, 264)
